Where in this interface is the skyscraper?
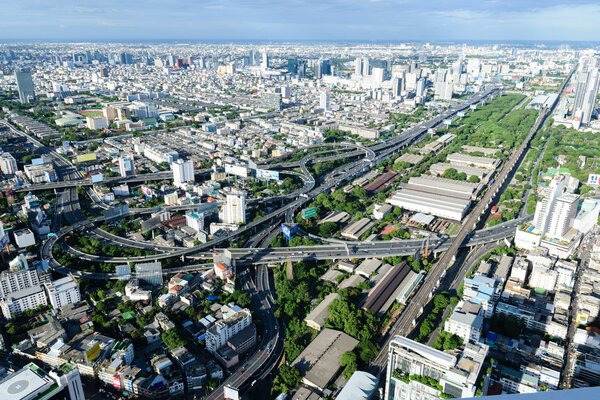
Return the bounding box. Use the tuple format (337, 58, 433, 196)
(172, 158, 194, 187)
(118, 153, 136, 178)
(15, 69, 35, 103)
(547, 193, 580, 239)
(320, 91, 331, 112)
(392, 77, 403, 98)
(355, 57, 363, 76)
(287, 58, 298, 74)
(534, 176, 565, 234)
(221, 190, 246, 225)
(261, 51, 269, 70)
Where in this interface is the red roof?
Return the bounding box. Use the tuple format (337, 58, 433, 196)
(491, 206, 499, 212)
(380, 226, 398, 236)
(491, 213, 502, 218)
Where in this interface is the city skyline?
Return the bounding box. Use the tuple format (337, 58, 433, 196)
(1, 1, 600, 42)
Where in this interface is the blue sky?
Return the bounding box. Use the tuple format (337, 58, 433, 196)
(1, 0, 599, 41)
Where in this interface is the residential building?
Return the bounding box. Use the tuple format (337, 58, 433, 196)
(0, 152, 18, 174)
(220, 190, 246, 225)
(385, 336, 488, 399)
(44, 277, 81, 309)
(205, 308, 252, 353)
(118, 153, 136, 177)
(0, 285, 48, 319)
(0, 266, 39, 298)
(172, 158, 194, 186)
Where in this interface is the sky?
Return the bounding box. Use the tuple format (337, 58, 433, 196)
(1, 0, 600, 42)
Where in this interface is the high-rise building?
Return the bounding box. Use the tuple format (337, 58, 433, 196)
(392, 77, 403, 98)
(0, 152, 18, 174)
(287, 58, 298, 74)
(385, 336, 488, 400)
(0, 362, 84, 400)
(546, 193, 580, 239)
(355, 58, 363, 76)
(534, 176, 564, 234)
(172, 158, 194, 187)
(135, 261, 163, 287)
(15, 69, 35, 103)
(0, 266, 39, 299)
(261, 51, 269, 70)
(44, 276, 81, 309)
(118, 153, 136, 177)
(320, 91, 331, 112)
(185, 210, 205, 233)
(0, 284, 47, 318)
(205, 308, 252, 353)
(261, 92, 282, 111)
(220, 191, 246, 225)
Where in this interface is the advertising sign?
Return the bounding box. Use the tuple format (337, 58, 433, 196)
(141, 185, 153, 197)
(587, 174, 600, 186)
(85, 342, 101, 363)
(224, 386, 239, 400)
(112, 376, 122, 390)
(76, 153, 97, 163)
(256, 169, 280, 181)
(91, 173, 104, 183)
(225, 164, 249, 178)
(457, 111, 465, 117)
(470, 104, 477, 110)
(197, 229, 208, 243)
(302, 207, 317, 219)
(281, 223, 299, 240)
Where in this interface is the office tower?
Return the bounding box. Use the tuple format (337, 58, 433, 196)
(221, 190, 246, 224)
(261, 51, 269, 70)
(314, 61, 323, 79)
(172, 158, 194, 186)
(249, 49, 255, 66)
(281, 86, 291, 98)
(298, 60, 307, 78)
(15, 69, 35, 103)
(120, 52, 133, 65)
(416, 78, 426, 98)
(392, 77, 403, 98)
(261, 92, 282, 111)
(0, 152, 18, 174)
(167, 54, 176, 66)
(385, 336, 488, 400)
(287, 58, 298, 74)
(547, 194, 580, 239)
(119, 153, 136, 178)
(362, 58, 370, 76)
(355, 57, 363, 76)
(0, 362, 85, 400)
(99, 67, 109, 77)
(320, 91, 331, 111)
(434, 68, 447, 83)
(372, 67, 385, 83)
(321, 59, 331, 75)
(534, 176, 565, 234)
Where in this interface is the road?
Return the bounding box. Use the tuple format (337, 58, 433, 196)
(368, 69, 574, 376)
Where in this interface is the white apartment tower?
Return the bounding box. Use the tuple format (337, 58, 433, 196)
(205, 308, 252, 353)
(534, 176, 564, 234)
(546, 193, 580, 239)
(118, 153, 136, 177)
(44, 276, 81, 309)
(172, 158, 194, 187)
(320, 91, 331, 112)
(0, 267, 39, 299)
(221, 190, 246, 225)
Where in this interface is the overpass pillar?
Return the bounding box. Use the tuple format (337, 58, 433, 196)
(419, 306, 424, 315)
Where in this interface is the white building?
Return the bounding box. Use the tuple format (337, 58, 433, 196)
(185, 210, 204, 233)
(444, 303, 483, 343)
(0, 152, 18, 174)
(220, 190, 246, 225)
(0, 265, 39, 298)
(118, 153, 136, 177)
(462, 275, 501, 318)
(172, 159, 194, 187)
(44, 277, 81, 309)
(0, 285, 48, 319)
(385, 336, 488, 400)
(546, 193, 579, 239)
(86, 116, 108, 130)
(13, 228, 36, 248)
(205, 308, 252, 353)
(533, 176, 564, 234)
(529, 266, 558, 292)
(320, 91, 331, 111)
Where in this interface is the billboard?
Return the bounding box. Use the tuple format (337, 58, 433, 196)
(103, 205, 130, 222)
(256, 169, 280, 181)
(115, 264, 132, 280)
(197, 229, 208, 243)
(225, 163, 249, 178)
(141, 185, 153, 198)
(470, 104, 477, 110)
(588, 174, 600, 186)
(31, 157, 44, 166)
(112, 376, 122, 390)
(457, 111, 465, 117)
(85, 342, 101, 363)
(141, 216, 162, 233)
(302, 207, 317, 219)
(224, 386, 239, 400)
(281, 223, 299, 240)
(76, 153, 97, 163)
(91, 173, 104, 183)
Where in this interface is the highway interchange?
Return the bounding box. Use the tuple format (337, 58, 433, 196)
(3, 82, 522, 395)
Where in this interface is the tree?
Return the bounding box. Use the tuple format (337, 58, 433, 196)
(319, 222, 339, 237)
(233, 290, 252, 308)
(433, 294, 449, 309)
(340, 351, 358, 379)
(279, 364, 302, 388)
(161, 328, 186, 350)
(468, 175, 480, 183)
